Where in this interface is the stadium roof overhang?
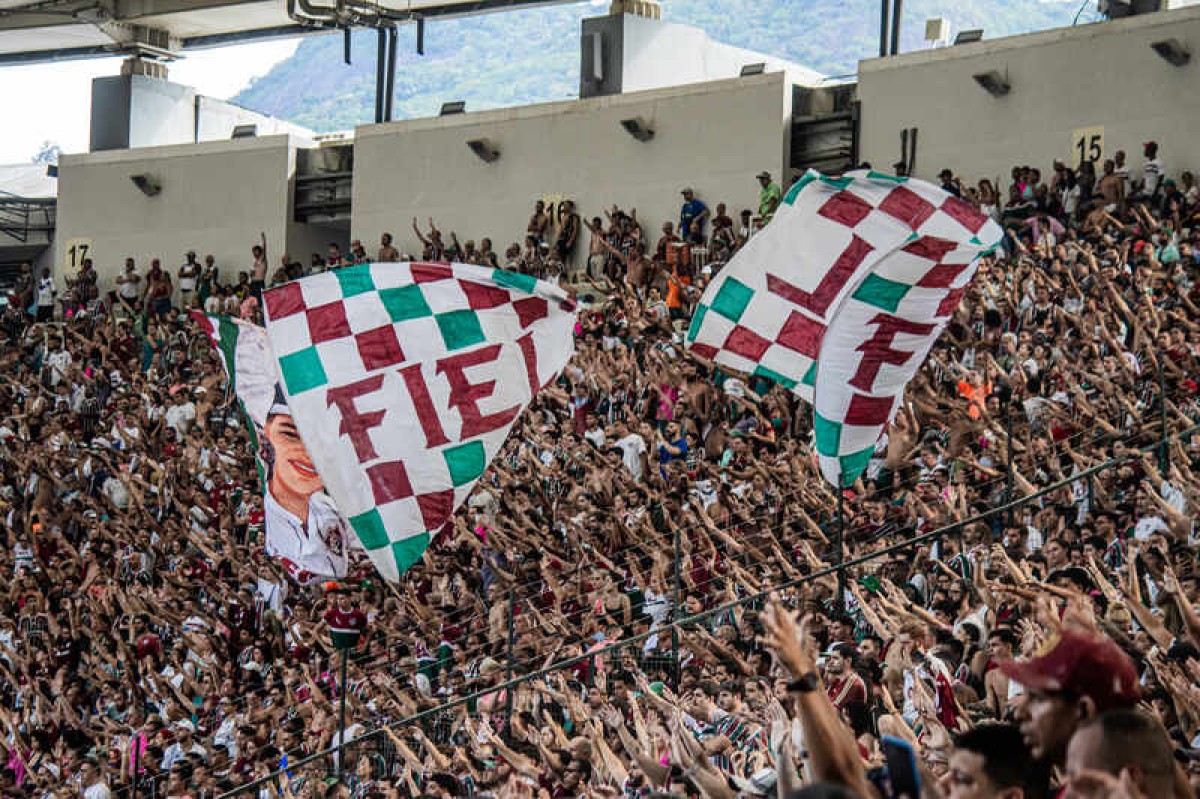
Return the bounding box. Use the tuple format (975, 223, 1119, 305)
(0, 0, 573, 65)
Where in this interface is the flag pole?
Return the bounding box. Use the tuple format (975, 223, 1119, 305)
(835, 474, 846, 610)
(672, 522, 681, 686)
(337, 648, 349, 782)
(505, 586, 517, 733)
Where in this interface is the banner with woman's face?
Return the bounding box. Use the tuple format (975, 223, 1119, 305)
(193, 312, 355, 584)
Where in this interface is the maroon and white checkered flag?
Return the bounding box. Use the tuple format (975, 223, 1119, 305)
(687, 170, 1002, 486)
(263, 262, 577, 581)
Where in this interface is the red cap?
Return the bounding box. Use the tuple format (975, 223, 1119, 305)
(998, 629, 1140, 711)
(1144, 141, 1157, 148)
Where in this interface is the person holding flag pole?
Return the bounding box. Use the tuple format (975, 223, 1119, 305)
(323, 586, 367, 781)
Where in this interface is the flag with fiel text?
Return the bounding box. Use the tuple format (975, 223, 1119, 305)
(262, 262, 577, 581)
(686, 170, 1002, 487)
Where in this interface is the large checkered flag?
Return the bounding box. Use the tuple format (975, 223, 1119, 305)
(263, 263, 576, 582)
(687, 170, 1002, 487)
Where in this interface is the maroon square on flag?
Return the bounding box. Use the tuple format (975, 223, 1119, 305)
(845, 393, 896, 426)
(411, 263, 454, 284)
(306, 300, 352, 344)
(367, 461, 414, 505)
(940, 195, 989, 233)
(723, 325, 772, 361)
(460, 279, 511, 310)
(265, 281, 305, 320)
(690, 341, 719, 360)
(417, 490, 454, 531)
(818, 190, 873, 228)
(936, 287, 966, 317)
(766, 235, 873, 317)
(878, 186, 936, 230)
(903, 236, 958, 263)
(917, 261, 971, 289)
(355, 325, 406, 370)
(513, 296, 549, 328)
(776, 310, 825, 358)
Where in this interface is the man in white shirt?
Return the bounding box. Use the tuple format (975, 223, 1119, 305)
(77, 758, 112, 799)
(1140, 140, 1163, 199)
(36, 268, 56, 322)
(610, 420, 647, 481)
(114, 258, 141, 317)
(46, 338, 72, 387)
(164, 392, 197, 436)
(161, 720, 207, 770)
(178, 251, 201, 309)
(1113, 149, 1131, 198)
(583, 414, 606, 449)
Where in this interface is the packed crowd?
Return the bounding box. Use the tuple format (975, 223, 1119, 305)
(3, 144, 1200, 799)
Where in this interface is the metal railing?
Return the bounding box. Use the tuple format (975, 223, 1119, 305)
(0, 190, 55, 243)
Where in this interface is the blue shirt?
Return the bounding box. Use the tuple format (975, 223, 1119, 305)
(680, 199, 708, 238)
(658, 437, 688, 465)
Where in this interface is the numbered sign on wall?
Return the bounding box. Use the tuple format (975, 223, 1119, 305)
(62, 237, 93, 275)
(1071, 126, 1104, 169)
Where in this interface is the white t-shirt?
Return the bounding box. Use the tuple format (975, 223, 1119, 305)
(117, 272, 141, 299)
(583, 427, 606, 448)
(46, 349, 71, 386)
(165, 401, 197, 435)
(614, 433, 647, 480)
(178, 264, 199, 291)
(37, 277, 54, 307)
(84, 782, 112, 799)
(1143, 157, 1163, 195)
(1134, 515, 1169, 541)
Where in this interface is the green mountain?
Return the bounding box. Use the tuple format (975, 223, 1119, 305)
(234, 0, 1092, 132)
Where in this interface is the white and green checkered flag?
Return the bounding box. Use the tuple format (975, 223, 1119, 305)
(262, 262, 577, 582)
(686, 170, 1002, 487)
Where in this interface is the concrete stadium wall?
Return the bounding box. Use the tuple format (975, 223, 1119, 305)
(618, 14, 824, 94)
(857, 6, 1200, 185)
(351, 72, 791, 268)
(91, 76, 314, 153)
(56, 135, 296, 292)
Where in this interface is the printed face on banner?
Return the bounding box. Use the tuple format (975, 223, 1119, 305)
(263, 413, 324, 499)
(258, 401, 354, 584)
(191, 311, 353, 585)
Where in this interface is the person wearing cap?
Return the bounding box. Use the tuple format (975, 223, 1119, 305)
(178, 251, 200, 309)
(260, 386, 352, 584)
(998, 629, 1140, 771)
(679, 187, 710, 245)
(940, 168, 963, 198)
(161, 719, 206, 770)
(756, 171, 781, 223)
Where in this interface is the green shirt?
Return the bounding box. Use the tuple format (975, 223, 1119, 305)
(759, 182, 782, 221)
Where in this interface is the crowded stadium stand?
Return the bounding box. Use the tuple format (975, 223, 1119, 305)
(4, 1, 1200, 798)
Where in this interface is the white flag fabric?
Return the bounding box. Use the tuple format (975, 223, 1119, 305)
(191, 312, 276, 427)
(262, 262, 577, 581)
(686, 170, 1002, 487)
